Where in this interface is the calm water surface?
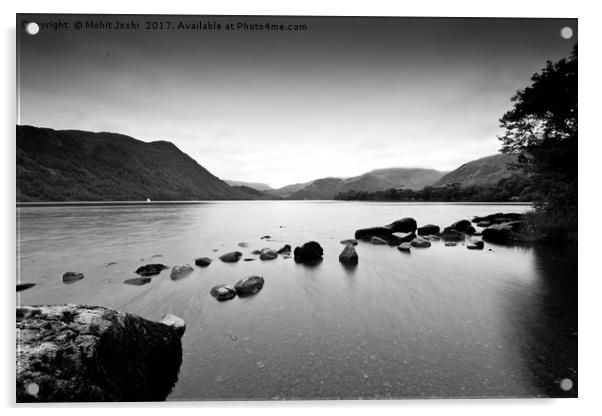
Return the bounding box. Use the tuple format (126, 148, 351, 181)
(16, 201, 577, 399)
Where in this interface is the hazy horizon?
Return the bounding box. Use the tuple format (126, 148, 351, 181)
(18, 15, 576, 188)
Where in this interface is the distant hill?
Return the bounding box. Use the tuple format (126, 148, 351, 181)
(16, 125, 249, 201)
(285, 168, 445, 200)
(434, 154, 520, 187)
(224, 180, 273, 192)
(270, 181, 314, 198)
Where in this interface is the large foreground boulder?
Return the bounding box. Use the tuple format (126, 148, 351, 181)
(16, 304, 184, 402)
(294, 241, 324, 264)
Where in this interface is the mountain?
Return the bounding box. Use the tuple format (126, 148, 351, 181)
(269, 181, 315, 198)
(286, 168, 446, 200)
(224, 180, 273, 192)
(16, 125, 249, 202)
(434, 154, 520, 187)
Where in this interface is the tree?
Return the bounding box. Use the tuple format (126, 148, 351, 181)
(498, 45, 577, 236)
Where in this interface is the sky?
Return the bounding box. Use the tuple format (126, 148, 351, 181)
(17, 15, 577, 188)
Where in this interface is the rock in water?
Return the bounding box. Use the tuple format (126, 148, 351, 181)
(293, 241, 324, 264)
(482, 221, 525, 243)
(234, 276, 265, 296)
(135, 264, 168, 276)
(370, 236, 388, 245)
(16, 304, 183, 402)
(194, 257, 212, 267)
(170, 264, 194, 280)
(442, 229, 465, 242)
(444, 242, 457, 247)
(210, 285, 237, 301)
(219, 251, 243, 263)
(277, 244, 291, 255)
(397, 242, 412, 252)
(467, 240, 485, 250)
(354, 226, 394, 241)
(417, 224, 440, 236)
(62, 272, 84, 284)
(410, 238, 431, 248)
(160, 313, 186, 337)
(340, 239, 358, 246)
(385, 217, 418, 233)
(444, 219, 472, 233)
(259, 248, 278, 260)
(17, 283, 36, 292)
(124, 277, 152, 286)
(339, 245, 359, 265)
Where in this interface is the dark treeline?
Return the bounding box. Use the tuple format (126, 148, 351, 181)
(335, 174, 534, 202)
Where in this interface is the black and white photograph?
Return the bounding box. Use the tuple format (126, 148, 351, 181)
(15, 12, 578, 403)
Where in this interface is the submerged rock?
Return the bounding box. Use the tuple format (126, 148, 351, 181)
(16, 304, 183, 402)
(476, 221, 491, 227)
(194, 257, 212, 267)
(442, 229, 466, 242)
(410, 238, 431, 248)
(370, 236, 388, 245)
(259, 249, 278, 260)
(219, 251, 243, 263)
(210, 285, 237, 301)
(340, 239, 358, 246)
(294, 241, 324, 264)
(417, 224, 440, 236)
(397, 242, 412, 252)
(244, 258, 256, 262)
(238, 242, 249, 248)
(444, 242, 458, 247)
(234, 275, 265, 296)
(124, 277, 152, 286)
(385, 217, 417, 233)
(339, 245, 359, 265)
(467, 240, 485, 250)
(170, 264, 194, 280)
(17, 283, 36, 292)
(135, 264, 168, 276)
(277, 244, 291, 255)
(62, 272, 84, 284)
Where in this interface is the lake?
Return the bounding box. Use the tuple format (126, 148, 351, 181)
(16, 201, 577, 399)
